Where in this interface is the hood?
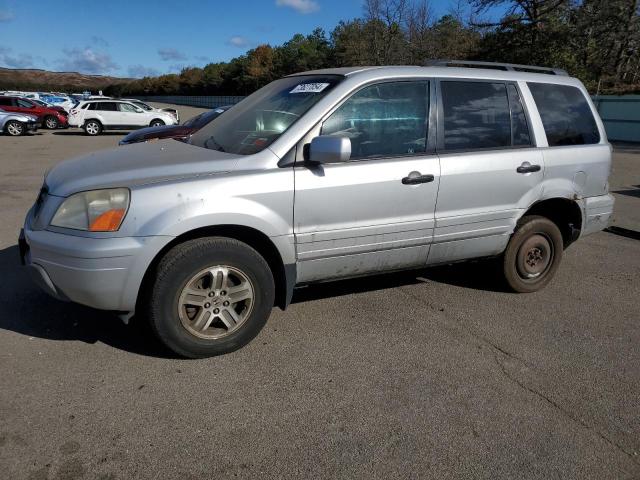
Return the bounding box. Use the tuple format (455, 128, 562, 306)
(45, 139, 241, 197)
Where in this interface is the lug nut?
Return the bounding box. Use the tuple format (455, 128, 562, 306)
(223, 301, 230, 306)
(220, 290, 227, 296)
(208, 292, 214, 297)
(204, 303, 211, 308)
(213, 308, 220, 314)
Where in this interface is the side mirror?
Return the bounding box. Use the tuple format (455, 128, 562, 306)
(307, 135, 351, 164)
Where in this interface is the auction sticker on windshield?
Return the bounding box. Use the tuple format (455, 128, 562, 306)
(290, 83, 330, 94)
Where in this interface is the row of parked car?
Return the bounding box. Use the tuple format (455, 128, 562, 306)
(0, 93, 188, 138)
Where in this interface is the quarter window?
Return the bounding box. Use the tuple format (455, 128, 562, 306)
(322, 81, 429, 159)
(441, 81, 511, 150)
(528, 83, 599, 146)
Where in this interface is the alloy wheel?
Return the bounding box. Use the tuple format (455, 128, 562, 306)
(178, 265, 255, 339)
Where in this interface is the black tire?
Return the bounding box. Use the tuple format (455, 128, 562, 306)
(503, 215, 563, 293)
(4, 120, 25, 136)
(83, 120, 102, 136)
(44, 115, 59, 129)
(144, 237, 275, 358)
(150, 119, 165, 127)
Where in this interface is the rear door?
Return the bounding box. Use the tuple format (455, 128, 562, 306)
(429, 79, 544, 264)
(94, 102, 119, 126)
(294, 80, 440, 282)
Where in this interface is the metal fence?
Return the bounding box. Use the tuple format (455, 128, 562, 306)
(139, 95, 246, 108)
(592, 95, 640, 143)
(141, 94, 640, 143)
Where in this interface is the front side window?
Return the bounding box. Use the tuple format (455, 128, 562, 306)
(528, 83, 599, 146)
(190, 75, 343, 155)
(119, 103, 140, 113)
(322, 81, 429, 159)
(441, 81, 511, 151)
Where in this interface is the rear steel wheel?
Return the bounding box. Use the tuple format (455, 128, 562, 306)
(502, 215, 563, 293)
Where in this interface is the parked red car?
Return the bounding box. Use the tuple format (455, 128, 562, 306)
(0, 96, 68, 129)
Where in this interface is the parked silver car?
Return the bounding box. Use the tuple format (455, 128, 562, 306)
(20, 62, 614, 357)
(1, 108, 38, 136)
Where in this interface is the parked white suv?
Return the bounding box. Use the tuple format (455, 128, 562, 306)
(68, 100, 178, 135)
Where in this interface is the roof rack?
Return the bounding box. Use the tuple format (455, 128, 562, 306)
(424, 59, 568, 76)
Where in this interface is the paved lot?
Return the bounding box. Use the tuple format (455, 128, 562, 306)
(0, 105, 639, 479)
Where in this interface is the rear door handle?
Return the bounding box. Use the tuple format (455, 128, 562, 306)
(517, 162, 541, 174)
(402, 172, 435, 185)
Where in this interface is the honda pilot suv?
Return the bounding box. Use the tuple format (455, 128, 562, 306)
(20, 62, 614, 358)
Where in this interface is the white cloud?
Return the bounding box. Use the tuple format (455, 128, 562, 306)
(158, 48, 188, 61)
(0, 9, 14, 22)
(275, 0, 319, 14)
(0, 47, 37, 68)
(57, 48, 118, 74)
(227, 36, 250, 48)
(128, 65, 160, 78)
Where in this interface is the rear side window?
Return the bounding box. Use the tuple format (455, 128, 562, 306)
(322, 81, 429, 159)
(95, 102, 117, 111)
(441, 81, 511, 150)
(0, 97, 11, 106)
(527, 83, 599, 146)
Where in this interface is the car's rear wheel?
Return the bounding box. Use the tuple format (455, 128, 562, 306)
(5, 120, 24, 136)
(144, 237, 275, 358)
(84, 120, 102, 136)
(44, 115, 59, 129)
(503, 215, 563, 293)
(150, 119, 165, 127)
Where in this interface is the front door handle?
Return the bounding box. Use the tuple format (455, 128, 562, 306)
(517, 162, 542, 174)
(402, 172, 435, 185)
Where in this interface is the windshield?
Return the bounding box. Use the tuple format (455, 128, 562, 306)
(189, 75, 342, 155)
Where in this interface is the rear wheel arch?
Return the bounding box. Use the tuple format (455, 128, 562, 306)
(136, 225, 291, 315)
(521, 197, 583, 248)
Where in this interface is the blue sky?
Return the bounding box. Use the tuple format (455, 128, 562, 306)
(0, 0, 489, 78)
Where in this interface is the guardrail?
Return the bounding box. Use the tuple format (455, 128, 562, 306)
(592, 95, 640, 143)
(139, 95, 245, 109)
(141, 94, 640, 143)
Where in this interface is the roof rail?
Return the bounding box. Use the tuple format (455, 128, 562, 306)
(424, 59, 568, 76)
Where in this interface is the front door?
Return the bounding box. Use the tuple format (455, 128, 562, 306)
(428, 79, 544, 264)
(294, 80, 440, 283)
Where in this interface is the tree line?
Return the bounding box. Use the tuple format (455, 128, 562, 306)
(106, 0, 640, 97)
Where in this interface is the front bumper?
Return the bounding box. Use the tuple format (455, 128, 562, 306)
(20, 223, 172, 313)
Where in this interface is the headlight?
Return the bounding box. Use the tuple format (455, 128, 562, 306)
(51, 188, 129, 232)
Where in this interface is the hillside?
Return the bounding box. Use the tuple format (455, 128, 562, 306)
(0, 67, 131, 93)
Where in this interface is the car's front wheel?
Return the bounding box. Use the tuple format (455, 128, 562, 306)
(150, 119, 165, 127)
(5, 120, 25, 136)
(44, 115, 59, 129)
(84, 120, 102, 136)
(502, 215, 563, 293)
(144, 237, 275, 358)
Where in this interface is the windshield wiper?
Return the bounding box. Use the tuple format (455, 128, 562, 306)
(204, 136, 226, 152)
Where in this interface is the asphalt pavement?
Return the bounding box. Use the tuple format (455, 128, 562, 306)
(0, 105, 638, 479)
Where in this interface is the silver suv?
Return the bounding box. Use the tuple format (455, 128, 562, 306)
(20, 62, 615, 358)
